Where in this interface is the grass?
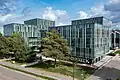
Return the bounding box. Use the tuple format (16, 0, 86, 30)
(6, 60, 25, 65)
(0, 64, 56, 80)
(114, 50, 120, 54)
(28, 61, 95, 80)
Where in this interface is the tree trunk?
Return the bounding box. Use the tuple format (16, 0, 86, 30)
(39, 56, 43, 63)
(54, 58, 57, 68)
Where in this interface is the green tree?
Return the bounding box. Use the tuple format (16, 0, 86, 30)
(40, 30, 71, 67)
(0, 32, 2, 37)
(0, 34, 9, 58)
(26, 46, 37, 63)
(8, 33, 28, 62)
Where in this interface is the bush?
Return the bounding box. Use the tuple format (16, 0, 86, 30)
(27, 53, 37, 63)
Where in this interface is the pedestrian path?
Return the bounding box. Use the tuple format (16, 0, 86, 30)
(21, 61, 39, 67)
(86, 56, 120, 80)
(94, 55, 113, 68)
(0, 61, 75, 80)
(42, 55, 113, 69)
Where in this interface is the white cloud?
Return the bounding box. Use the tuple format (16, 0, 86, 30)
(0, 13, 32, 33)
(90, 5, 105, 16)
(78, 11, 88, 19)
(109, 0, 120, 4)
(0, 0, 20, 15)
(0, 0, 27, 33)
(105, 0, 120, 23)
(0, 6, 71, 33)
(42, 7, 70, 26)
(78, 4, 111, 19)
(77, 1, 120, 23)
(55, 10, 67, 16)
(0, 14, 13, 22)
(90, 4, 111, 18)
(0, 14, 13, 34)
(42, 7, 57, 21)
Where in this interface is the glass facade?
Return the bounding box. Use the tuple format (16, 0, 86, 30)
(24, 18, 55, 30)
(49, 17, 111, 64)
(4, 16, 112, 64)
(4, 19, 55, 47)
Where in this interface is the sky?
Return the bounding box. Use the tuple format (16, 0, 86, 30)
(0, 0, 120, 33)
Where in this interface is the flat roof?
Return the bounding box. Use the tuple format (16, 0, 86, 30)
(49, 25, 72, 28)
(24, 18, 55, 22)
(72, 16, 111, 22)
(3, 23, 39, 27)
(4, 23, 24, 26)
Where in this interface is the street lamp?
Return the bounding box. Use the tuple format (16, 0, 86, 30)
(72, 57, 77, 80)
(73, 61, 75, 80)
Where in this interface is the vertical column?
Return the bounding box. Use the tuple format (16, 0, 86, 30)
(118, 33, 120, 48)
(70, 26, 71, 47)
(114, 32, 116, 48)
(84, 24, 86, 63)
(75, 25, 76, 57)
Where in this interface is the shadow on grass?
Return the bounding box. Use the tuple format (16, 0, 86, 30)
(28, 60, 95, 80)
(28, 60, 55, 69)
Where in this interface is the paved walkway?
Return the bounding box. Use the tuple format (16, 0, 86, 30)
(42, 56, 96, 68)
(86, 56, 120, 80)
(0, 61, 75, 80)
(94, 55, 113, 68)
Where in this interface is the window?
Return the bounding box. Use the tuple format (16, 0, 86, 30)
(102, 29, 104, 37)
(34, 27, 36, 32)
(28, 27, 30, 32)
(23, 32, 24, 37)
(86, 28, 91, 37)
(24, 27, 26, 32)
(79, 28, 82, 38)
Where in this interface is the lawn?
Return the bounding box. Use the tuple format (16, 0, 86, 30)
(6, 59, 26, 65)
(114, 50, 120, 54)
(28, 61, 95, 80)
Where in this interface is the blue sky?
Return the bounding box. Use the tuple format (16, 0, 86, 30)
(0, 0, 120, 33)
(19, 0, 106, 19)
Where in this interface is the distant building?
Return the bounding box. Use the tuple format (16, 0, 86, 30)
(111, 29, 120, 48)
(49, 17, 112, 64)
(4, 18, 55, 47)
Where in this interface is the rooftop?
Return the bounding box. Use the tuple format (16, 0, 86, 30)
(24, 18, 55, 22)
(72, 16, 111, 22)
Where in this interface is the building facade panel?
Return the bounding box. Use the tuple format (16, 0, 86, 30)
(49, 17, 111, 64)
(4, 16, 112, 64)
(111, 30, 120, 48)
(4, 19, 55, 47)
(4, 24, 14, 37)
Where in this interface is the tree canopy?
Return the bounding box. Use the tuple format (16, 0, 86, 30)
(0, 32, 36, 62)
(0, 35, 9, 58)
(40, 30, 71, 67)
(9, 33, 28, 62)
(0, 32, 2, 37)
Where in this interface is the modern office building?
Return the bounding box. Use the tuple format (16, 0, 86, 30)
(4, 16, 113, 64)
(4, 18, 55, 47)
(49, 17, 112, 64)
(111, 29, 120, 48)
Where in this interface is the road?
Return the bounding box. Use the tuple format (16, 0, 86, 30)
(0, 66, 39, 80)
(87, 56, 120, 80)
